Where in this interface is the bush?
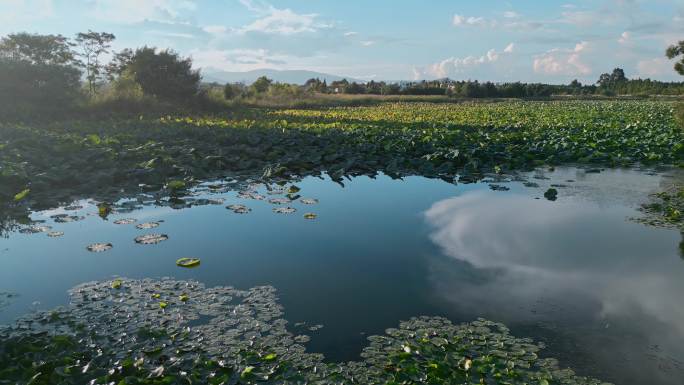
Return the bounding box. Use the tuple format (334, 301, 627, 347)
(676, 103, 684, 129)
(126, 47, 200, 101)
(223, 83, 242, 100)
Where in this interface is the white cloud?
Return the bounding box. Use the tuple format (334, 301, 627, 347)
(503, 11, 520, 19)
(504, 43, 515, 53)
(533, 41, 592, 76)
(415, 45, 514, 79)
(88, 0, 197, 23)
(190, 48, 288, 72)
(203, 25, 227, 35)
(637, 57, 674, 77)
(360, 40, 375, 47)
(452, 14, 496, 27)
(344, 31, 358, 37)
(618, 31, 631, 44)
(237, 0, 331, 35)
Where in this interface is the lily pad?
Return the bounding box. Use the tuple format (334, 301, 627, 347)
(113, 218, 137, 225)
(273, 207, 296, 214)
(86, 243, 113, 252)
(135, 234, 168, 245)
(19, 225, 52, 234)
(544, 188, 558, 201)
(176, 257, 201, 268)
(47, 231, 64, 238)
(268, 198, 291, 205)
(300, 198, 319, 205)
(226, 204, 251, 214)
(303, 213, 317, 220)
(136, 222, 160, 230)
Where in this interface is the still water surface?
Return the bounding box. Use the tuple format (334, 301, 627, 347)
(1, 167, 683, 384)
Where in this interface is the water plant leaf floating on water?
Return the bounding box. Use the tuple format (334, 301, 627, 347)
(113, 218, 137, 225)
(288, 185, 301, 194)
(300, 198, 319, 205)
(97, 203, 112, 219)
(111, 279, 122, 289)
(47, 231, 64, 238)
(135, 222, 160, 230)
(544, 188, 558, 201)
(166, 180, 186, 191)
(19, 225, 52, 234)
(13, 189, 29, 201)
(176, 257, 201, 268)
(0, 278, 609, 385)
(134, 234, 168, 245)
(268, 197, 291, 205)
(179, 294, 189, 302)
(86, 242, 113, 252)
(226, 204, 251, 214)
(54, 215, 84, 223)
(303, 213, 317, 220)
(273, 207, 296, 214)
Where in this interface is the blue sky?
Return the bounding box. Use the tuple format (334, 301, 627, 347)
(1, 0, 683, 82)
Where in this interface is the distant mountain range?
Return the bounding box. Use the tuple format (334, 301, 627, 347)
(201, 68, 363, 85)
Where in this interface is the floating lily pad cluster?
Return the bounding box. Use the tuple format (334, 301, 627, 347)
(0, 278, 608, 385)
(637, 184, 684, 229)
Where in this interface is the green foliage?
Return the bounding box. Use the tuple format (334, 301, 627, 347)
(0, 33, 82, 117)
(666, 40, 684, 76)
(124, 47, 201, 101)
(223, 82, 242, 100)
(0, 101, 680, 213)
(639, 184, 684, 229)
(251, 76, 272, 94)
(74, 30, 115, 95)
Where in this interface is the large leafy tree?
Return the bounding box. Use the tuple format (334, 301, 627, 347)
(123, 47, 201, 101)
(666, 40, 684, 76)
(0, 33, 82, 114)
(75, 30, 115, 95)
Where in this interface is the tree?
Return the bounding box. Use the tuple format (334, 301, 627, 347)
(0, 33, 82, 114)
(223, 83, 242, 100)
(124, 47, 201, 101)
(251, 76, 272, 93)
(105, 48, 134, 81)
(0, 32, 75, 65)
(666, 40, 684, 76)
(75, 30, 115, 95)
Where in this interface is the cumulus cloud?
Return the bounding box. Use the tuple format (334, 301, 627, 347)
(533, 41, 592, 76)
(88, 0, 197, 23)
(237, 0, 331, 35)
(190, 48, 287, 71)
(618, 31, 631, 44)
(452, 14, 496, 27)
(414, 44, 515, 80)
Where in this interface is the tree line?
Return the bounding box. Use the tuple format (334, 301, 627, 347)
(1, 31, 683, 116)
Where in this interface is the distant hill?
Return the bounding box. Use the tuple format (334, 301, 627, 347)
(201, 68, 362, 85)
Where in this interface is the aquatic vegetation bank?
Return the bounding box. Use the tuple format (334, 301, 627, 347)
(0, 278, 608, 384)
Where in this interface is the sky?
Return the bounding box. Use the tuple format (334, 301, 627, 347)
(1, 0, 683, 83)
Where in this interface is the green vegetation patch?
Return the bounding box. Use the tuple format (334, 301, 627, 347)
(0, 278, 608, 384)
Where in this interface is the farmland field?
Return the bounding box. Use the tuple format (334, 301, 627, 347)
(1, 100, 684, 385)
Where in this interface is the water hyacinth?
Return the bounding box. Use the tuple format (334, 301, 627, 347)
(0, 278, 609, 385)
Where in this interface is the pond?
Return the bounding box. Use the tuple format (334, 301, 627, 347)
(1, 166, 683, 385)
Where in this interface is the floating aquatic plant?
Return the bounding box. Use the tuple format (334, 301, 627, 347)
(273, 207, 296, 214)
(135, 222, 160, 230)
(300, 198, 319, 205)
(303, 213, 317, 220)
(134, 234, 168, 245)
(86, 242, 113, 252)
(544, 188, 558, 201)
(113, 218, 137, 225)
(226, 204, 251, 214)
(176, 257, 201, 268)
(47, 231, 64, 238)
(268, 197, 291, 205)
(0, 278, 609, 385)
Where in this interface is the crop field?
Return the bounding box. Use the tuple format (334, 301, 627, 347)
(1, 100, 681, 213)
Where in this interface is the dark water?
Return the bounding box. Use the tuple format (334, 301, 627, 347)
(1, 167, 683, 384)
